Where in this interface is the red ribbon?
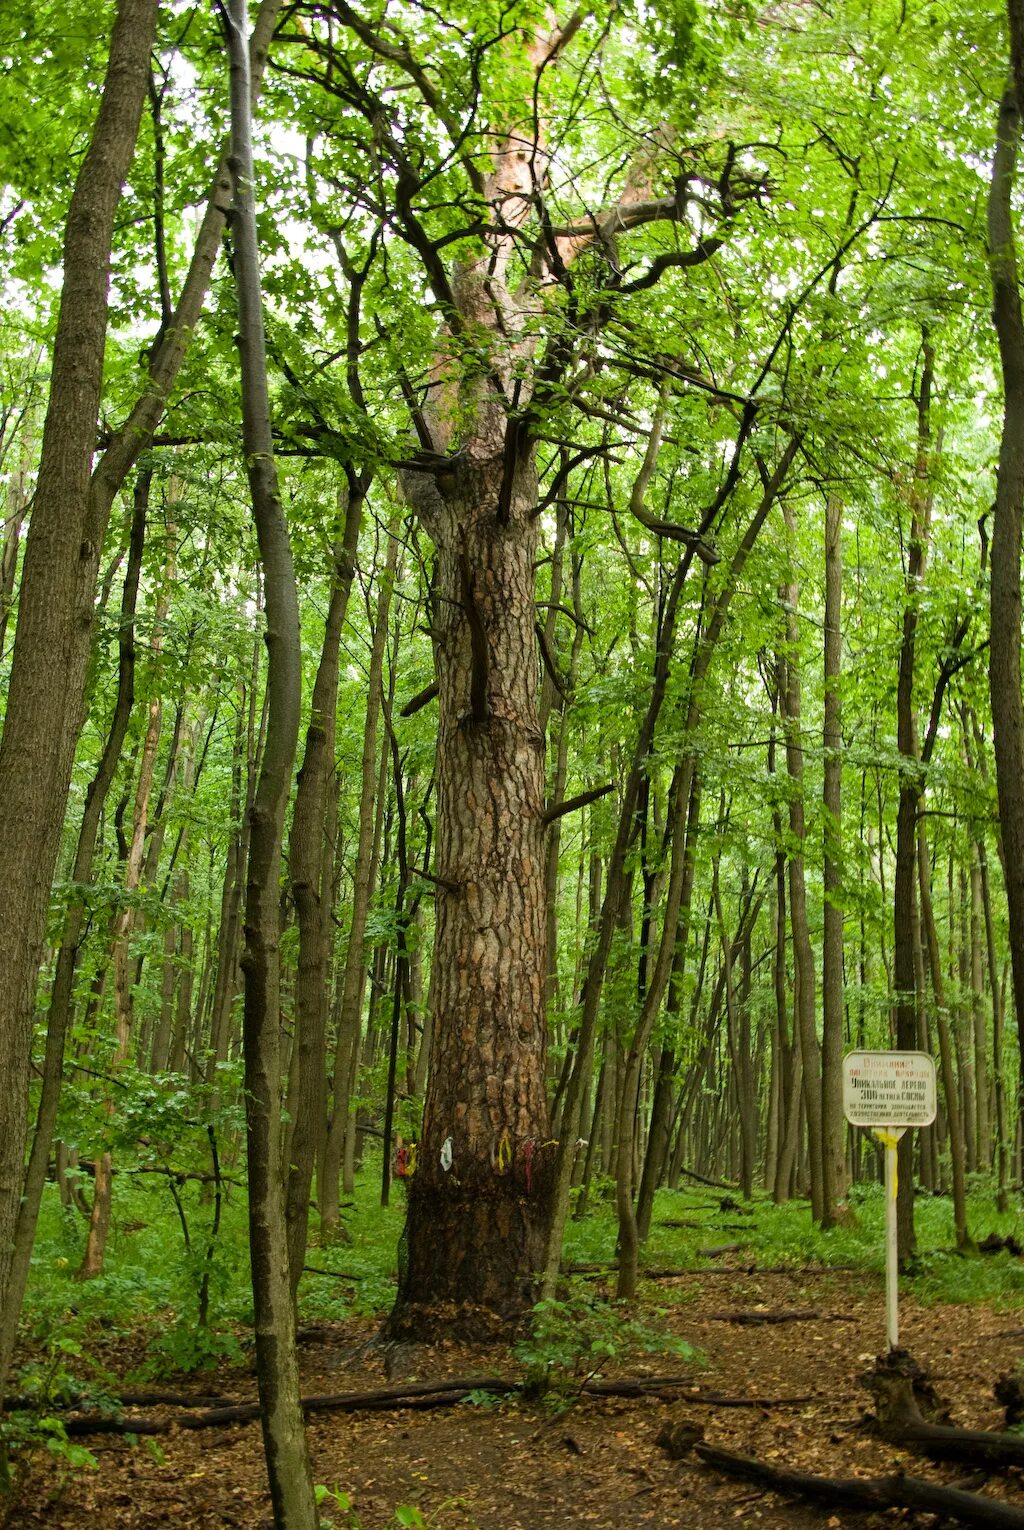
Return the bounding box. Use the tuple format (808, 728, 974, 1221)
(522, 1138, 535, 1194)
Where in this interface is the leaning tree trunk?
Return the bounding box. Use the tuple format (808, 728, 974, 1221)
(987, 43, 1024, 1164)
(225, 1, 315, 1522)
(0, 0, 157, 1408)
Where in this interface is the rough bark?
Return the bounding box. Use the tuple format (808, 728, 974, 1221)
(0, 468, 150, 1388)
(0, 0, 158, 1402)
(392, 443, 553, 1329)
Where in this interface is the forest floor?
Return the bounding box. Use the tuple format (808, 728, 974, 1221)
(6, 1260, 1024, 1530)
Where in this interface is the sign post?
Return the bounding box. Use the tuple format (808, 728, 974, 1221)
(842, 1051, 937, 1351)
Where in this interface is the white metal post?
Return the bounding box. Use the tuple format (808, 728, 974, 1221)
(845, 1057, 933, 1357)
(884, 1132, 899, 1351)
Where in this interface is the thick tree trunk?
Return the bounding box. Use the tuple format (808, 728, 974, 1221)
(0, 467, 150, 1386)
(391, 447, 553, 1329)
(0, 0, 157, 1403)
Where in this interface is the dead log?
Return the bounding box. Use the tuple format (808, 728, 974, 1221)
(694, 1442, 1024, 1529)
(707, 1309, 821, 1326)
(864, 1350, 1024, 1472)
(697, 1242, 746, 1258)
(661, 1388, 814, 1408)
(676, 1166, 737, 1190)
(51, 1373, 813, 1437)
(980, 1233, 1024, 1256)
(58, 1377, 515, 1435)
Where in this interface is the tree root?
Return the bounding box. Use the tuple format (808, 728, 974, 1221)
(863, 1350, 1024, 1471)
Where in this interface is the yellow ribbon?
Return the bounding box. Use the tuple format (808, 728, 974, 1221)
(407, 1142, 417, 1176)
(495, 1129, 512, 1173)
(874, 1129, 901, 1199)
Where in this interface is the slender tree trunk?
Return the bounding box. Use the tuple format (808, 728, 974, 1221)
(917, 834, 971, 1249)
(320, 525, 397, 1237)
(0, 423, 33, 663)
(821, 491, 845, 1223)
(778, 511, 825, 1223)
(636, 775, 701, 1240)
(226, 1, 315, 1519)
(285, 483, 363, 1296)
(543, 441, 799, 1296)
(892, 333, 935, 1261)
(616, 759, 694, 1298)
(715, 857, 755, 1200)
(987, 46, 1024, 1165)
(969, 855, 990, 1169)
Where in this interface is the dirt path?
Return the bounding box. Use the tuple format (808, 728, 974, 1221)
(7, 1268, 1024, 1528)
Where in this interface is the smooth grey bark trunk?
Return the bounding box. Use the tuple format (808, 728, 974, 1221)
(285, 483, 363, 1296)
(778, 506, 825, 1224)
(0, 422, 32, 663)
(892, 335, 934, 1262)
(987, 47, 1024, 1166)
(320, 525, 397, 1238)
(226, 1, 315, 1520)
(916, 833, 970, 1249)
(821, 491, 845, 1223)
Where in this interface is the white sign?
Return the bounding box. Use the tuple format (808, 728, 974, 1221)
(842, 1050, 937, 1128)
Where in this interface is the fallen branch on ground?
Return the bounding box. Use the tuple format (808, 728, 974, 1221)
(694, 1441, 1024, 1529)
(49, 1374, 811, 1436)
(707, 1309, 856, 1326)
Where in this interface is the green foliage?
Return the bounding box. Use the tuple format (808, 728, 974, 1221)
(314, 1484, 427, 1530)
(1, 1335, 110, 1485)
(513, 1290, 698, 1404)
(141, 1321, 243, 1378)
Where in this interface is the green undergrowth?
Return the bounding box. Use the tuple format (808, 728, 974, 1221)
(561, 1176, 1024, 1310)
(19, 1160, 1024, 1388)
